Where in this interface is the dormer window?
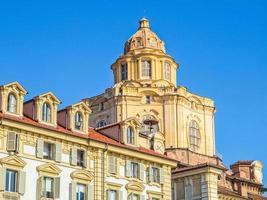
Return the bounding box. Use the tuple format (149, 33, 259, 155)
(97, 120, 107, 128)
(74, 112, 83, 131)
(121, 63, 128, 81)
(146, 96, 152, 104)
(141, 60, 151, 79)
(42, 102, 51, 123)
(127, 127, 134, 144)
(7, 93, 17, 113)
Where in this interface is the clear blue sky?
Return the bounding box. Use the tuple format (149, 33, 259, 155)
(0, 0, 266, 185)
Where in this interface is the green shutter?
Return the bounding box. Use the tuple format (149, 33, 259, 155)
(88, 184, 94, 200)
(54, 177, 60, 198)
(69, 181, 76, 200)
(159, 168, 164, 184)
(0, 168, 6, 191)
(18, 171, 26, 194)
(109, 156, 117, 174)
(71, 147, 77, 165)
(125, 160, 131, 177)
(36, 138, 44, 158)
(55, 143, 62, 162)
(139, 163, 145, 181)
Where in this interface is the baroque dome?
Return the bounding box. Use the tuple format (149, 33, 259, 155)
(124, 18, 166, 54)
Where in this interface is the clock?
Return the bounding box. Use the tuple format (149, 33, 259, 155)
(154, 141, 165, 154)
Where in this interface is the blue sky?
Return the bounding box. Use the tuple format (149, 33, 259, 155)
(0, 0, 266, 185)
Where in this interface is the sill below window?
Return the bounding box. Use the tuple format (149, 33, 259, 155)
(2, 192, 19, 200)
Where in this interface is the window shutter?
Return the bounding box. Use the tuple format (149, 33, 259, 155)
(139, 163, 145, 181)
(185, 184, 192, 200)
(118, 190, 123, 200)
(83, 150, 87, 168)
(140, 195, 145, 200)
(7, 132, 17, 151)
(149, 166, 153, 183)
(109, 156, 117, 174)
(0, 168, 6, 191)
(36, 177, 43, 199)
(54, 177, 60, 198)
(88, 184, 94, 200)
(15, 134, 20, 152)
(159, 168, 164, 184)
(69, 181, 76, 200)
(36, 139, 44, 158)
(125, 160, 131, 177)
(55, 143, 62, 162)
(71, 147, 77, 165)
(18, 171, 26, 194)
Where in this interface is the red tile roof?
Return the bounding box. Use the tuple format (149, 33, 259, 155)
(0, 112, 175, 161)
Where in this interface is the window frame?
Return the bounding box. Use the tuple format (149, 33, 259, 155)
(42, 102, 52, 123)
(74, 111, 83, 131)
(141, 60, 152, 79)
(131, 162, 139, 179)
(77, 149, 85, 167)
(121, 63, 128, 81)
(127, 127, 135, 145)
(5, 169, 18, 192)
(76, 183, 86, 200)
(151, 167, 160, 183)
(43, 142, 54, 160)
(189, 120, 201, 152)
(164, 61, 171, 81)
(7, 93, 17, 114)
(43, 176, 54, 198)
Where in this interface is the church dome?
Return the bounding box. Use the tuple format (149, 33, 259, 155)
(124, 18, 166, 54)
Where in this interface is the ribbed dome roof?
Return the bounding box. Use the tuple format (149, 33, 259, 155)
(124, 18, 166, 54)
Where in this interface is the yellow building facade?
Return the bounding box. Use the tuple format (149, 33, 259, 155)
(0, 81, 177, 200)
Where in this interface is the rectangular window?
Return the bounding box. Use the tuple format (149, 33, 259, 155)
(141, 60, 151, 79)
(76, 183, 86, 200)
(5, 170, 18, 192)
(108, 190, 117, 200)
(152, 167, 160, 183)
(131, 162, 139, 179)
(77, 149, 85, 167)
(176, 180, 185, 200)
(43, 142, 54, 160)
(99, 102, 104, 111)
(121, 63, 128, 81)
(192, 177, 201, 198)
(44, 177, 54, 198)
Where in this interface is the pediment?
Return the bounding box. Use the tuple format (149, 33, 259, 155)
(71, 102, 91, 114)
(123, 117, 142, 128)
(38, 92, 61, 104)
(71, 170, 94, 181)
(37, 163, 61, 175)
(1, 81, 27, 95)
(125, 181, 145, 192)
(0, 155, 26, 169)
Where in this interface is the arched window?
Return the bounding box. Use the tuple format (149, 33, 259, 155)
(97, 120, 107, 128)
(189, 120, 201, 151)
(141, 60, 151, 79)
(42, 103, 51, 122)
(141, 115, 159, 135)
(74, 112, 83, 130)
(7, 93, 17, 113)
(121, 63, 128, 81)
(164, 62, 171, 80)
(127, 127, 134, 144)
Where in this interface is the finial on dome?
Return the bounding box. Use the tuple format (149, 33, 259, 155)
(139, 17, 150, 29)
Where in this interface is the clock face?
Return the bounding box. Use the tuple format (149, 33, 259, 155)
(154, 141, 164, 153)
